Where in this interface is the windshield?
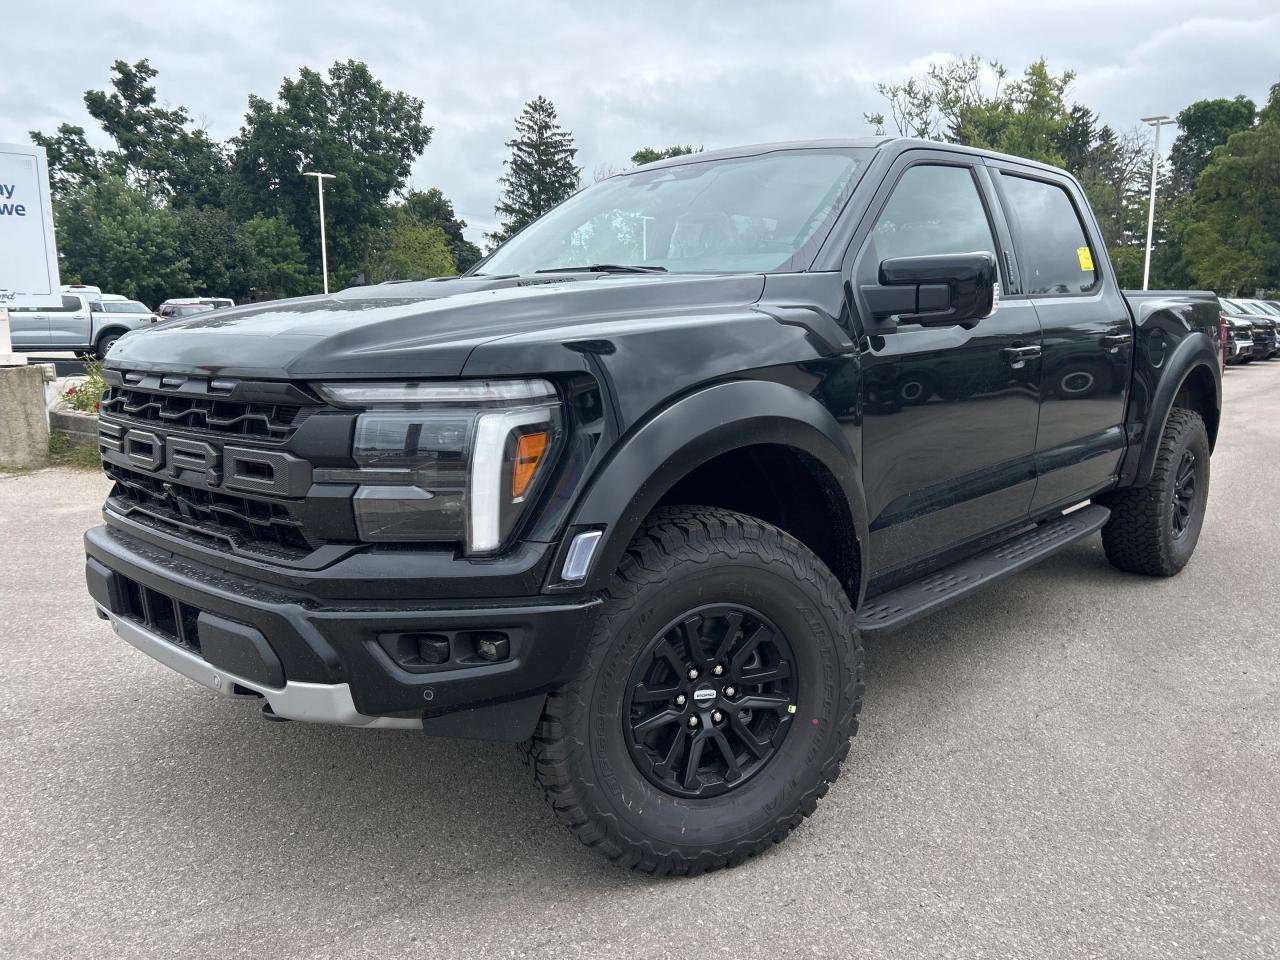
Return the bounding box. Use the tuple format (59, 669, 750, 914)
(480, 148, 872, 276)
(166, 305, 214, 317)
(1248, 300, 1280, 317)
(103, 301, 150, 314)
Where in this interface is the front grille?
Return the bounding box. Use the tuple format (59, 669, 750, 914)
(98, 369, 339, 561)
(115, 571, 202, 653)
(105, 460, 312, 556)
(99, 385, 307, 441)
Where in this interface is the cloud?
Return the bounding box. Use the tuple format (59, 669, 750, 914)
(3, 0, 1277, 242)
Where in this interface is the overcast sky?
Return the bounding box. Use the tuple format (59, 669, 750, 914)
(3, 1, 1277, 243)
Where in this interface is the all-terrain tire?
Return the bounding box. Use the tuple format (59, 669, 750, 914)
(521, 506, 864, 876)
(1100, 408, 1210, 577)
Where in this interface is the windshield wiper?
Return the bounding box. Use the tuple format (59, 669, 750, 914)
(534, 263, 668, 274)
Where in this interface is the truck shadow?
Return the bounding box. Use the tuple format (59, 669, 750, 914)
(116, 539, 1132, 889)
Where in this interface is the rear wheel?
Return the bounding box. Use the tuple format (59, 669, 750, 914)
(523, 506, 863, 875)
(1100, 408, 1210, 577)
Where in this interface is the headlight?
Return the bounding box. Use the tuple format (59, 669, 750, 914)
(314, 379, 562, 554)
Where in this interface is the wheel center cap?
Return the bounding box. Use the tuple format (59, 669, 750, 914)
(692, 685, 718, 706)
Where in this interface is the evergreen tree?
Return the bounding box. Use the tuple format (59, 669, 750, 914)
(488, 96, 581, 246)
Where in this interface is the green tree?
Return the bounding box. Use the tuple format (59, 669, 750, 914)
(28, 124, 100, 200)
(230, 60, 432, 282)
(488, 96, 581, 246)
(401, 187, 483, 272)
(240, 215, 312, 299)
(1182, 84, 1280, 294)
(1168, 95, 1257, 195)
(866, 57, 1075, 166)
(53, 176, 189, 307)
(1107, 245, 1146, 289)
(173, 206, 257, 300)
(631, 145, 700, 166)
(78, 59, 230, 206)
(368, 215, 456, 283)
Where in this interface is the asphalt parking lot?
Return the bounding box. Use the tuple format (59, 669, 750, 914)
(2, 367, 1277, 959)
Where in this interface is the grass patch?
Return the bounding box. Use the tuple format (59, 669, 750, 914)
(48, 432, 104, 471)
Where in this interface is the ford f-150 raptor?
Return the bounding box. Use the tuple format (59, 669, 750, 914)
(84, 138, 1222, 876)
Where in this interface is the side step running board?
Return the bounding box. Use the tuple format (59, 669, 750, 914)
(856, 504, 1111, 634)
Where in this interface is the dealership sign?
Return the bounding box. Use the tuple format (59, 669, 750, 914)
(0, 142, 61, 309)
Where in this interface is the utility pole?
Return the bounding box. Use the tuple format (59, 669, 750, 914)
(1140, 115, 1175, 291)
(304, 171, 337, 294)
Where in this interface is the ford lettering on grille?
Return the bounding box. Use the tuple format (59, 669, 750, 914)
(99, 419, 312, 498)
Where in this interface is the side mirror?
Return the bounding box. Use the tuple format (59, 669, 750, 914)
(861, 252, 997, 328)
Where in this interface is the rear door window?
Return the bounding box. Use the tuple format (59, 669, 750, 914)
(998, 174, 1099, 296)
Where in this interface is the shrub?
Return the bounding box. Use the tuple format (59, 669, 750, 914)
(63, 361, 107, 414)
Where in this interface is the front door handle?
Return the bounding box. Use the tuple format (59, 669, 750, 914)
(1102, 332, 1132, 353)
(1002, 345, 1042, 368)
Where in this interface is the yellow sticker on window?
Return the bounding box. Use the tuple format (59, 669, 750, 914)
(1077, 246, 1095, 272)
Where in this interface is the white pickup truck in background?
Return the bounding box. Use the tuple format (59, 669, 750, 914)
(8, 292, 156, 359)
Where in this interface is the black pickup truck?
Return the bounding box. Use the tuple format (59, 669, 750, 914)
(84, 138, 1222, 876)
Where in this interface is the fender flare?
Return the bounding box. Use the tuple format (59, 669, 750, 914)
(1126, 332, 1221, 487)
(551, 379, 869, 596)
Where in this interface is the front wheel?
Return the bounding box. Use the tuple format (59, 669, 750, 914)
(94, 331, 122, 361)
(523, 506, 864, 875)
(1100, 408, 1210, 577)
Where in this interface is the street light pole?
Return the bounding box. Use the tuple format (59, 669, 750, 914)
(304, 171, 336, 294)
(1141, 115, 1175, 291)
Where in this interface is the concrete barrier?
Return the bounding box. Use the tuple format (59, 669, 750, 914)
(50, 409, 98, 447)
(0, 365, 49, 469)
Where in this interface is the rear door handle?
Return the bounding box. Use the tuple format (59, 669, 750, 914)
(1102, 333, 1132, 352)
(1002, 345, 1042, 368)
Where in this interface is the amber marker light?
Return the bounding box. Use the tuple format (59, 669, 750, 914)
(512, 431, 549, 498)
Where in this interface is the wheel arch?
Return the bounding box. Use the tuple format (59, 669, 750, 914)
(549, 379, 869, 604)
(1128, 335, 1221, 487)
(94, 324, 133, 355)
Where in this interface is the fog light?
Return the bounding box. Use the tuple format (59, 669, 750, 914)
(474, 632, 510, 662)
(416, 635, 451, 665)
(383, 632, 450, 667)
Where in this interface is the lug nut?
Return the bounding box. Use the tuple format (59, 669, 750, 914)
(724, 685, 736, 697)
(688, 715, 700, 728)
(687, 668, 700, 681)
(712, 664, 725, 676)
(711, 710, 723, 724)
(674, 694, 687, 707)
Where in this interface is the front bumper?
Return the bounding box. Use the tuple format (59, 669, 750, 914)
(1227, 339, 1253, 362)
(102, 610, 418, 728)
(85, 523, 601, 740)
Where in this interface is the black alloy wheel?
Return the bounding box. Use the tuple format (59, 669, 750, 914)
(624, 604, 798, 799)
(1171, 449, 1197, 540)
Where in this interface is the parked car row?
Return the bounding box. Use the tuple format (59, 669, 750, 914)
(1221, 297, 1280, 365)
(7, 287, 234, 359)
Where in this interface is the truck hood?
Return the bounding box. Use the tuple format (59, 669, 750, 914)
(106, 272, 766, 380)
